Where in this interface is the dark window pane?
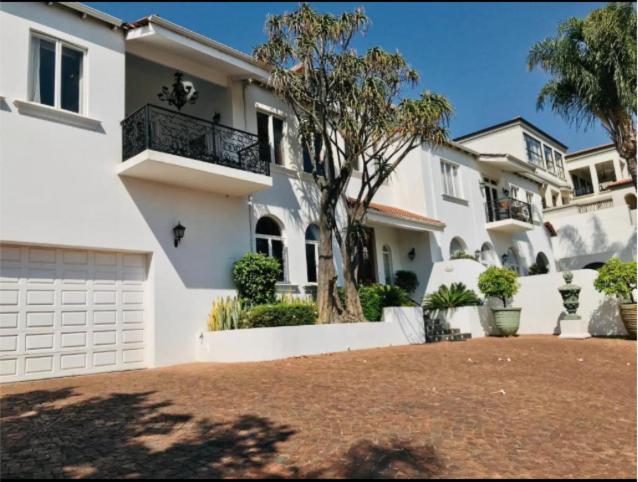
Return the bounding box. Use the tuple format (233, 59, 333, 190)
(271, 240, 284, 281)
(306, 243, 317, 282)
(257, 112, 271, 164)
(305, 224, 320, 241)
(273, 117, 284, 165)
(255, 238, 269, 256)
(36, 38, 56, 107)
(302, 144, 312, 173)
(302, 137, 322, 174)
(61, 46, 82, 112)
(255, 217, 281, 236)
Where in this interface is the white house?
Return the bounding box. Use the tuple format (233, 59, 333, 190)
(543, 143, 637, 269)
(0, 2, 628, 383)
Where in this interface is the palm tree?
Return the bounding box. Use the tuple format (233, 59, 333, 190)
(528, 3, 636, 186)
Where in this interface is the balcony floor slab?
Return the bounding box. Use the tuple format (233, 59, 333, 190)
(117, 149, 272, 196)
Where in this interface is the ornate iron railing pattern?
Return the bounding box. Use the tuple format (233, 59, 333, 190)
(484, 197, 533, 224)
(121, 104, 270, 176)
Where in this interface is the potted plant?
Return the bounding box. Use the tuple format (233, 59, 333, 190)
(478, 266, 521, 336)
(593, 258, 637, 339)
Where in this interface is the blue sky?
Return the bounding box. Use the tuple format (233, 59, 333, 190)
(88, 1, 610, 152)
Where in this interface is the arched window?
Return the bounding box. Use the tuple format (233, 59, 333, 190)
(480, 242, 497, 265)
(382, 245, 393, 285)
(305, 224, 320, 283)
(449, 237, 468, 258)
(535, 252, 550, 273)
(255, 216, 285, 281)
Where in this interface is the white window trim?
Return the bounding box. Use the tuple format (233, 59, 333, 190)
(440, 159, 464, 200)
(29, 30, 88, 117)
(255, 232, 288, 283)
(13, 99, 101, 130)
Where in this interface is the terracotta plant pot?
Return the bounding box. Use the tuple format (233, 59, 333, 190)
(491, 307, 521, 336)
(619, 303, 637, 339)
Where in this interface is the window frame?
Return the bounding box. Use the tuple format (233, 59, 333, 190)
(304, 224, 320, 283)
(29, 31, 87, 115)
(440, 159, 463, 199)
(254, 217, 287, 282)
(256, 109, 286, 167)
(523, 133, 543, 166)
(381, 245, 393, 285)
(553, 150, 565, 179)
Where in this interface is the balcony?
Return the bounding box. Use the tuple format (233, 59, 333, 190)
(117, 104, 272, 196)
(484, 197, 534, 233)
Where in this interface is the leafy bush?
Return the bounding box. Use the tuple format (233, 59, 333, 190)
(232, 253, 281, 306)
(477, 266, 520, 307)
(240, 301, 318, 328)
(451, 250, 477, 261)
(594, 258, 637, 303)
(394, 270, 419, 294)
(528, 262, 549, 275)
(359, 284, 412, 321)
(358, 285, 384, 321)
(207, 296, 244, 331)
(422, 283, 482, 311)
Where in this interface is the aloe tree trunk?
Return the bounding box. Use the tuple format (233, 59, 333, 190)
(316, 194, 343, 324)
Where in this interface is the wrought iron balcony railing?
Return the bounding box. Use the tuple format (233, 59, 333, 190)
(485, 197, 533, 224)
(121, 104, 270, 176)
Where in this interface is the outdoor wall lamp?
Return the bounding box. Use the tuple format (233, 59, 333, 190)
(474, 249, 481, 261)
(501, 253, 509, 265)
(173, 222, 186, 248)
(408, 248, 416, 261)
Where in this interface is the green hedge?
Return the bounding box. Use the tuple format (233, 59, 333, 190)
(232, 253, 281, 306)
(358, 284, 412, 321)
(240, 302, 318, 328)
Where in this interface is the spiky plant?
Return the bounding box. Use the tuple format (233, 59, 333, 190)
(207, 296, 244, 331)
(422, 283, 482, 311)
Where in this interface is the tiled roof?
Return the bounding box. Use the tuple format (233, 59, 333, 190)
(348, 198, 445, 227)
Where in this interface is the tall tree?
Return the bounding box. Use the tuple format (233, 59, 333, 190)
(254, 4, 451, 323)
(528, 2, 637, 186)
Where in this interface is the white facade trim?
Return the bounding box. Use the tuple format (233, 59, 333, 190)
(13, 99, 102, 130)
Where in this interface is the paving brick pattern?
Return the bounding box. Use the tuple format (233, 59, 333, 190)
(1, 336, 635, 478)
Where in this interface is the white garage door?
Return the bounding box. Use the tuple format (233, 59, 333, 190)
(0, 245, 148, 383)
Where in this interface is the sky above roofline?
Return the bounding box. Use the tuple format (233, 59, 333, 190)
(87, 1, 611, 153)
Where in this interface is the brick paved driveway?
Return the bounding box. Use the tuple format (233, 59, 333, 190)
(1, 336, 636, 478)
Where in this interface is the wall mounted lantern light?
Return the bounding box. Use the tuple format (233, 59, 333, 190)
(173, 222, 186, 248)
(474, 249, 481, 261)
(501, 253, 509, 265)
(408, 248, 416, 261)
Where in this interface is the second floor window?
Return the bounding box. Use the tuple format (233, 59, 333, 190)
(257, 111, 284, 166)
(440, 160, 462, 198)
(554, 151, 565, 179)
(543, 145, 555, 173)
(30, 34, 85, 114)
(524, 134, 543, 166)
(302, 137, 324, 175)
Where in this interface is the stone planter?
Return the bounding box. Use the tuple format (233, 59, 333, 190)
(491, 307, 521, 336)
(619, 303, 637, 339)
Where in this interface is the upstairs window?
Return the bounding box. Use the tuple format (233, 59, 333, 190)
(553, 151, 565, 179)
(256, 111, 284, 166)
(543, 145, 555, 173)
(302, 137, 324, 175)
(524, 134, 543, 166)
(440, 160, 462, 199)
(30, 34, 85, 114)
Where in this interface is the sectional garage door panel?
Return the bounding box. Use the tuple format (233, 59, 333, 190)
(0, 245, 148, 383)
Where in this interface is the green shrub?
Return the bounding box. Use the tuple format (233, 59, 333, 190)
(207, 296, 244, 331)
(477, 266, 520, 307)
(359, 284, 411, 321)
(358, 285, 384, 321)
(394, 270, 419, 294)
(528, 262, 548, 275)
(240, 302, 318, 328)
(232, 253, 281, 306)
(451, 250, 476, 261)
(422, 283, 482, 311)
(594, 258, 637, 303)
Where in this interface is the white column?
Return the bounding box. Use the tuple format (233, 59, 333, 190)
(589, 164, 600, 194)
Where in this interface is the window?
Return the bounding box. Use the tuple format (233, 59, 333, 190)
(553, 151, 565, 179)
(302, 137, 324, 175)
(382, 245, 393, 285)
(524, 134, 543, 166)
(440, 160, 462, 198)
(543, 145, 555, 172)
(30, 34, 85, 114)
(449, 237, 467, 258)
(526, 191, 533, 205)
(509, 185, 520, 200)
(305, 224, 320, 283)
(256, 111, 284, 165)
(255, 217, 285, 282)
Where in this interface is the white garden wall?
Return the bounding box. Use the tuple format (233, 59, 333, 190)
(425, 260, 625, 337)
(196, 307, 424, 363)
